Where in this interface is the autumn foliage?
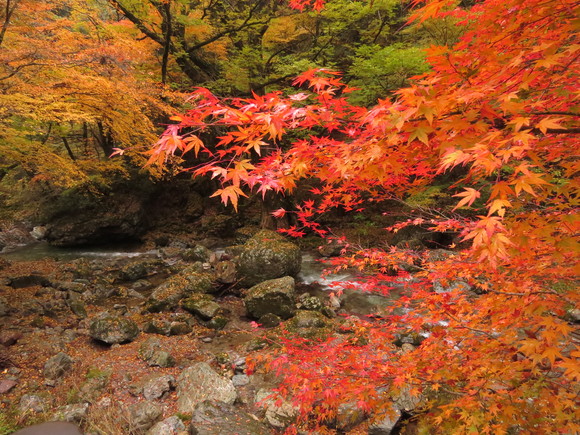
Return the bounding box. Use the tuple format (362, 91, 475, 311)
(151, 0, 579, 432)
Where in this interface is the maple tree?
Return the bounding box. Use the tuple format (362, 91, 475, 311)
(0, 0, 186, 215)
(149, 0, 579, 431)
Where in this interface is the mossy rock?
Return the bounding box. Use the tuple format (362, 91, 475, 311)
(148, 272, 214, 312)
(244, 276, 296, 320)
(236, 230, 301, 287)
(89, 313, 139, 344)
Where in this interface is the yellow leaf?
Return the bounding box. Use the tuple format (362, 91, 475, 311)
(536, 117, 564, 134)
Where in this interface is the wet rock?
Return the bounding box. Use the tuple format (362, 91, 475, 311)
(566, 308, 580, 323)
(89, 312, 140, 344)
(255, 389, 298, 429)
(12, 422, 83, 435)
(146, 416, 186, 435)
(258, 313, 281, 328)
(182, 244, 212, 263)
(342, 291, 392, 316)
(368, 407, 402, 435)
(142, 374, 175, 400)
(139, 338, 175, 368)
(215, 260, 237, 284)
(236, 230, 301, 286)
(128, 400, 163, 432)
(43, 352, 74, 380)
(0, 223, 35, 250)
(147, 271, 214, 312)
(53, 403, 90, 424)
(207, 315, 229, 330)
(119, 260, 150, 281)
(244, 276, 296, 320)
(290, 310, 327, 329)
(19, 394, 48, 413)
(176, 362, 237, 413)
(189, 400, 271, 435)
(318, 239, 345, 257)
(30, 226, 47, 240)
(183, 299, 221, 320)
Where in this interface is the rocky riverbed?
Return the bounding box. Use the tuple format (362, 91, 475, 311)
(0, 228, 423, 434)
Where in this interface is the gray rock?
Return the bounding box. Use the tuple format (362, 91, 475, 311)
(433, 279, 471, 294)
(183, 299, 221, 320)
(89, 313, 140, 344)
(143, 374, 175, 400)
(19, 394, 48, 413)
(176, 362, 237, 413)
(30, 226, 47, 240)
(297, 294, 324, 311)
(128, 401, 163, 433)
(566, 308, 580, 323)
(53, 403, 90, 424)
(244, 276, 296, 320)
(258, 313, 281, 328)
(183, 244, 212, 263)
(335, 401, 367, 432)
(368, 407, 401, 435)
(215, 260, 237, 284)
(148, 272, 214, 312)
(189, 400, 271, 435)
(236, 230, 301, 286)
(318, 239, 345, 257)
(206, 315, 229, 330)
(43, 352, 73, 380)
(169, 321, 192, 336)
(138, 338, 175, 368)
(146, 416, 186, 435)
(232, 374, 250, 387)
(255, 389, 298, 429)
(290, 310, 327, 329)
(77, 376, 109, 403)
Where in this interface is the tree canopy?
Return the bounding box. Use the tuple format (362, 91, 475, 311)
(149, 0, 579, 432)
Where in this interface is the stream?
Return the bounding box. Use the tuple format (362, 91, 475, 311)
(1, 242, 405, 316)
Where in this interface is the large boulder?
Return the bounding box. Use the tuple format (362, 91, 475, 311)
(44, 192, 147, 247)
(176, 362, 237, 413)
(89, 312, 140, 344)
(236, 230, 301, 286)
(244, 276, 296, 320)
(189, 400, 271, 435)
(147, 270, 214, 312)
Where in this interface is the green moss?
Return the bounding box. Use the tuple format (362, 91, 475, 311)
(0, 412, 18, 435)
(86, 367, 111, 380)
